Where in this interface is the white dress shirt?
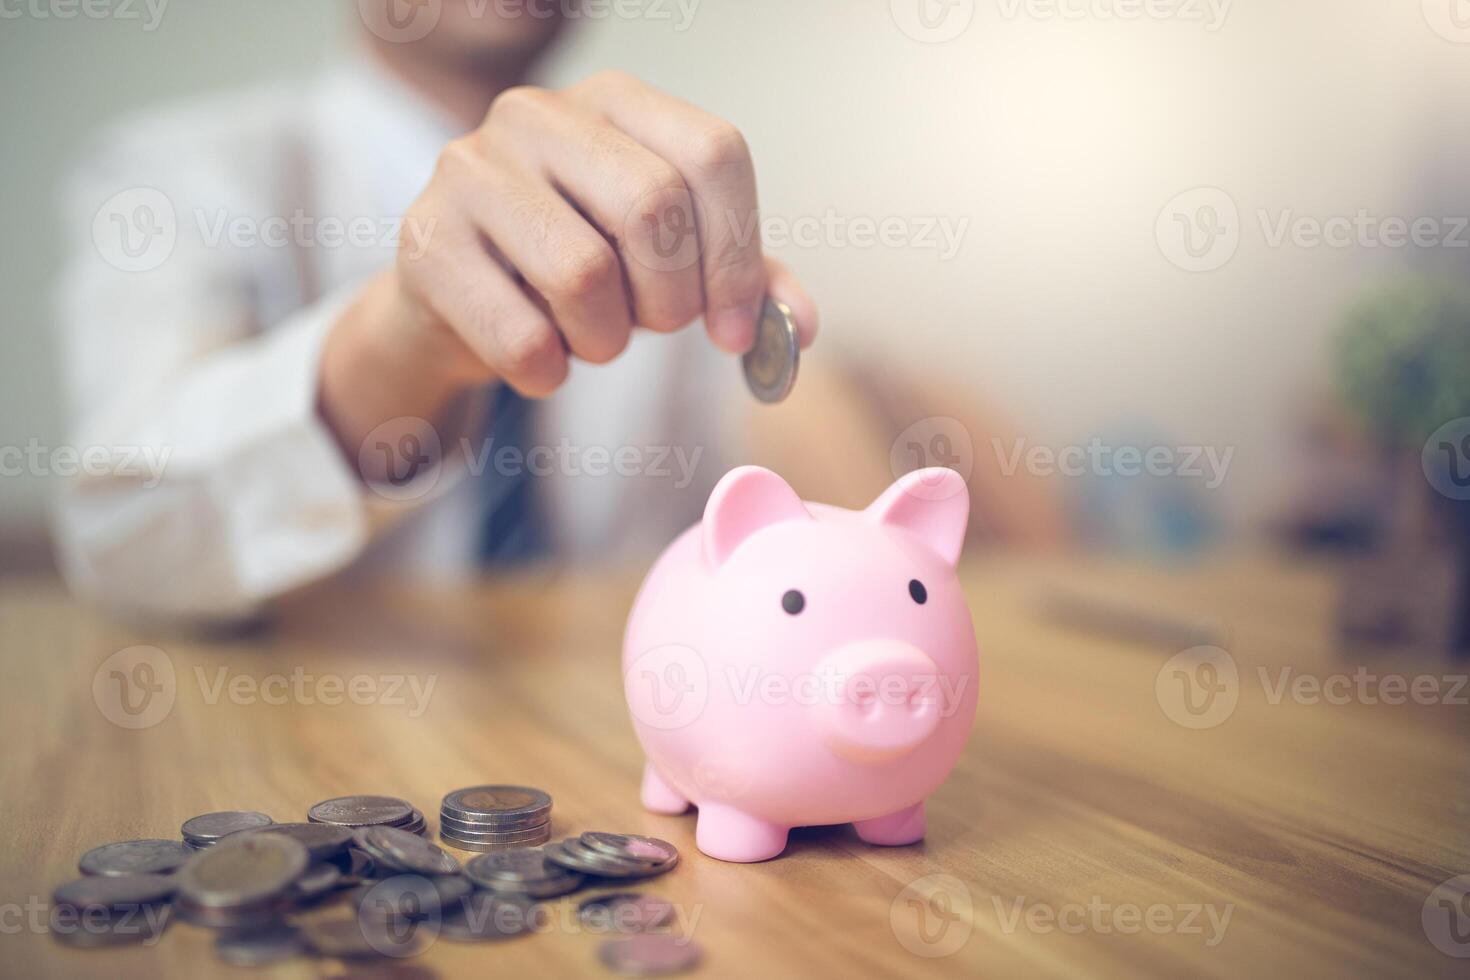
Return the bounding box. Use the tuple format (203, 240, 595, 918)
(52, 53, 742, 621)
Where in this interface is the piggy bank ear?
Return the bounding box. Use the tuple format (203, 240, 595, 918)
(866, 468, 969, 566)
(703, 466, 811, 567)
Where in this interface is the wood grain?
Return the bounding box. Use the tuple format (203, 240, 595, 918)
(1, 555, 1466, 979)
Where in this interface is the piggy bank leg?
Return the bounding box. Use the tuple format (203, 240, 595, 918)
(695, 803, 789, 863)
(640, 763, 691, 815)
(854, 801, 926, 846)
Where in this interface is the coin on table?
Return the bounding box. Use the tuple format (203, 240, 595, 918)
(292, 862, 346, 902)
(462, 846, 559, 883)
(309, 796, 415, 829)
(241, 822, 354, 861)
(78, 839, 193, 877)
(440, 892, 542, 941)
(173, 894, 284, 932)
(54, 873, 176, 910)
(350, 874, 471, 921)
(177, 833, 309, 909)
(50, 903, 172, 948)
(546, 839, 673, 880)
(464, 848, 584, 898)
(439, 811, 551, 835)
(356, 825, 461, 876)
(580, 833, 680, 868)
(182, 810, 273, 847)
(300, 916, 424, 959)
(215, 924, 306, 967)
(742, 297, 800, 404)
(401, 808, 428, 836)
(599, 934, 704, 976)
(578, 892, 676, 933)
(439, 822, 552, 846)
(441, 786, 551, 826)
(335, 846, 377, 882)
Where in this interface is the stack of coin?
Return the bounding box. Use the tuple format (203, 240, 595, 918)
(53, 789, 703, 972)
(50, 874, 176, 948)
(577, 891, 676, 934)
(78, 839, 193, 878)
(347, 872, 472, 923)
(181, 811, 273, 850)
(307, 795, 425, 836)
(174, 833, 309, 931)
(352, 824, 461, 877)
(544, 832, 680, 879)
(439, 786, 552, 851)
(238, 822, 354, 863)
(463, 846, 585, 898)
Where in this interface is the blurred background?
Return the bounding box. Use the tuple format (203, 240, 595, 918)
(2, 0, 1468, 655)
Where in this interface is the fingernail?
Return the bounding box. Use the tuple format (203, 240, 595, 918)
(708, 306, 758, 354)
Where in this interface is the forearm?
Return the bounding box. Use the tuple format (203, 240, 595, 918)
(54, 301, 368, 621)
(317, 269, 495, 484)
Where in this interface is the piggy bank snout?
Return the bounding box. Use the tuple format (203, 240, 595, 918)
(815, 641, 945, 763)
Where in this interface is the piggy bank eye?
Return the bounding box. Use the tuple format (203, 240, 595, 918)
(781, 590, 805, 615)
(909, 579, 928, 604)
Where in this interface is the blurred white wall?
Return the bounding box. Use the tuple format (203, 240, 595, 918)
(3, 0, 1469, 549)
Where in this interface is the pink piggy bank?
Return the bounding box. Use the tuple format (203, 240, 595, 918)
(622, 465, 978, 863)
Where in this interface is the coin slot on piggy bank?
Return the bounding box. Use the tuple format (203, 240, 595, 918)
(622, 466, 979, 863)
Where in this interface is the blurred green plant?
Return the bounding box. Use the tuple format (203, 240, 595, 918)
(1334, 277, 1470, 447)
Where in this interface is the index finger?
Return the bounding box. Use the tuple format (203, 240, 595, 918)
(567, 71, 766, 354)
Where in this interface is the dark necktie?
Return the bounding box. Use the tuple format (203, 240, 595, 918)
(477, 385, 546, 565)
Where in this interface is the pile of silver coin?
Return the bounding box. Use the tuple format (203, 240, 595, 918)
(181, 810, 272, 850)
(50, 787, 702, 975)
(440, 786, 552, 851)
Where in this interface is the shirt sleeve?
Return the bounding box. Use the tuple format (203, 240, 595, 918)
(50, 121, 381, 623)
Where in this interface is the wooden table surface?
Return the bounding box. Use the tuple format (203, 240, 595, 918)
(2, 554, 1467, 979)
